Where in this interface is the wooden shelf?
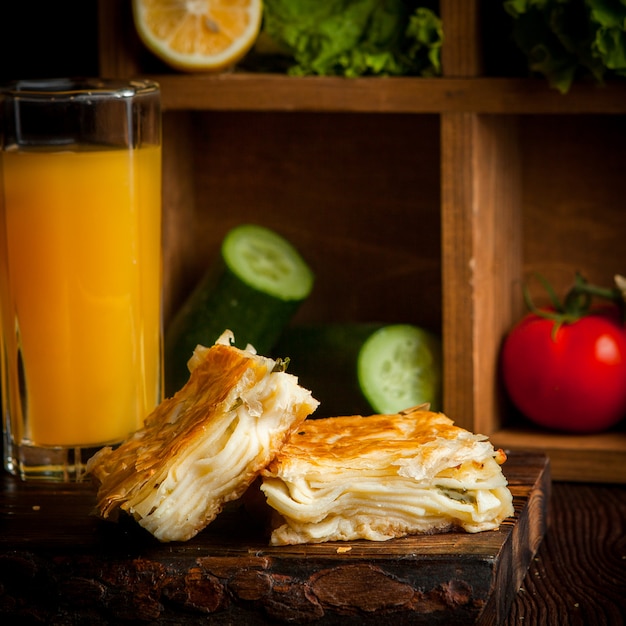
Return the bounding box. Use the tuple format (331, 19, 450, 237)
(150, 74, 626, 115)
(491, 428, 626, 483)
(92, 0, 626, 485)
(3, 0, 625, 514)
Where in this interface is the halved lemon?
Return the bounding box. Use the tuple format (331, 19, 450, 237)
(132, 0, 263, 72)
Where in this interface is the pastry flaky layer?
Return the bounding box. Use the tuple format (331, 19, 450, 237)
(260, 406, 515, 545)
(86, 330, 319, 542)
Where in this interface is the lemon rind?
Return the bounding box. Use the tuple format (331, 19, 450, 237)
(132, 0, 263, 73)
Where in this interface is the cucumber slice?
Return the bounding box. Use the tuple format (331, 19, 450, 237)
(222, 224, 313, 301)
(274, 323, 442, 418)
(357, 324, 442, 414)
(164, 224, 314, 396)
(273, 324, 383, 418)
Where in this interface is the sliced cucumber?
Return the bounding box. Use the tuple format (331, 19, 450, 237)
(222, 224, 313, 301)
(164, 224, 314, 396)
(357, 324, 442, 414)
(273, 324, 382, 417)
(274, 323, 442, 417)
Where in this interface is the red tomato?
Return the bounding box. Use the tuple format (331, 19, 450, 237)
(501, 307, 626, 433)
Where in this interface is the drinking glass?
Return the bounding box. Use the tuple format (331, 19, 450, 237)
(0, 78, 163, 481)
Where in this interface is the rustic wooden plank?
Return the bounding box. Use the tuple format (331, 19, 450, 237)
(440, 0, 484, 77)
(0, 451, 549, 624)
(479, 452, 552, 625)
(492, 428, 626, 483)
(471, 116, 524, 435)
(146, 75, 626, 114)
(441, 113, 523, 432)
(440, 112, 476, 429)
(503, 482, 626, 624)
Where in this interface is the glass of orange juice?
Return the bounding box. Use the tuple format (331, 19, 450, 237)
(0, 78, 163, 481)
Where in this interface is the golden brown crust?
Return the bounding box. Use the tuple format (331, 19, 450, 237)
(260, 405, 515, 545)
(265, 407, 470, 475)
(87, 333, 319, 542)
(89, 343, 260, 510)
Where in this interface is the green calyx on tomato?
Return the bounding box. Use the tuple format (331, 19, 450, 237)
(523, 272, 626, 338)
(502, 272, 626, 434)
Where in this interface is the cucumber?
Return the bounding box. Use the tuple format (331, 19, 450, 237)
(273, 323, 442, 417)
(164, 224, 314, 396)
(357, 324, 442, 414)
(273, 324, 382, 417)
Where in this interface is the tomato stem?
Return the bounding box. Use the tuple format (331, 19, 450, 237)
(524, 272, 626, 329)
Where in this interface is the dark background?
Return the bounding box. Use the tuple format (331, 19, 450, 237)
(0, 2, 99, 82)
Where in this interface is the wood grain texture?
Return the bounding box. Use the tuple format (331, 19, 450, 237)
(441, 112, 476, 430)
(520, 115, 626, 300)
(151, 75, 626, 114)
(440, 114, 523, 433)
(0, 452, 549, 625)
(493, 429, 626, 483)
(470, 115, 523, 436)
(161, 111, 443, 333)
(440, 0, 483, 77)
(503, 482, 626, 625)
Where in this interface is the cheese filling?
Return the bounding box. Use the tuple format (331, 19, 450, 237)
(260, 411, 515, 545)
(87, 331, 319, 543)
(128, 365, 312, 541)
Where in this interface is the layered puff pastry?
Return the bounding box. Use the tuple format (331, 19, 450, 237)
(86, 330, 319, 542)
(260, 406, 514, 546)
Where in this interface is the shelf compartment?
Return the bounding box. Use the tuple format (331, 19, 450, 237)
(95, 0, 626, 484)
(96, 0, 626, 115)
(160, 110, 443, 331)
(448, 112, 626, 483)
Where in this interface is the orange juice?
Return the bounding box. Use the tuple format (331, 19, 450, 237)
(0, 145, 162, 447)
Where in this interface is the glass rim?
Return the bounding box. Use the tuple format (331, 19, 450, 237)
(1, 77, 160, 100)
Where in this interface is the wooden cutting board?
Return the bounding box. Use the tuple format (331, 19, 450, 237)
(0, 450, 549, 625)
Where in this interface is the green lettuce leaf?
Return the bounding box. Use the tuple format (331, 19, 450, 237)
(504, 0, 626, 92)
(588, 0, 626, 74)
(260, 0, 442, 77)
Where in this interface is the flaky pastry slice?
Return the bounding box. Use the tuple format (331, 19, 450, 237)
(260, 406, 514, 545)
(86, 330, 319, 542)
